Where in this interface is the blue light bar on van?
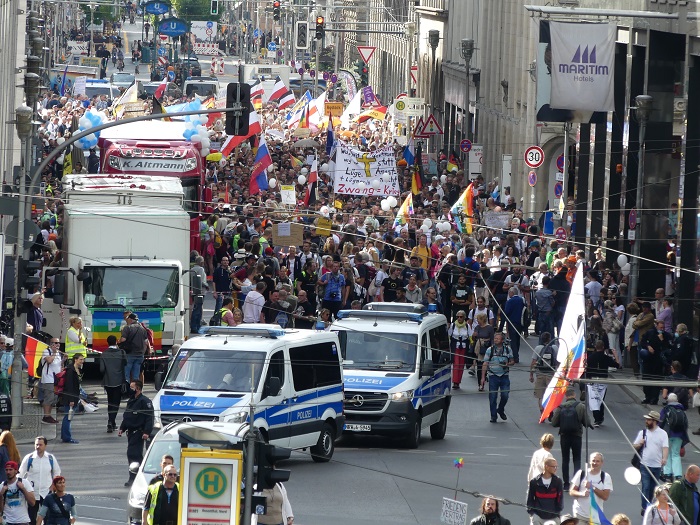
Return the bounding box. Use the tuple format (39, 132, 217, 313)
(198, 326, 286, 338)
(336, 310, 425, 323)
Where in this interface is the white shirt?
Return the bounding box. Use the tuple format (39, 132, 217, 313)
(1, 477, 34, 523)
(585, 281, 603, 307)
(40, 349, 61, 385)
(242, 291, 265, 323)
(636, 426, 669, 468)
(504, 273, 529, 296)
(19, 451, 61, 498)
(571, 469, 613, 523)
(527, 448, 554, 481)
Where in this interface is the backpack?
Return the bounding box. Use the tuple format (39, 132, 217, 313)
(209, 309, 225, 327)
(521, 305, 532, 328)
(558, 402, 581, 433)
(664, 405, 688, 433)
(53, 369, 67, 396)
(575, 470, 606, 490)
(27, 454, 55, 474)
(140, 322, 154, 348)
(35, 349, 51, 379)
(536, 343, 557, 372)
(213, 230, 223, 249)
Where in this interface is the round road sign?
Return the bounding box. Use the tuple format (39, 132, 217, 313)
(524, 145, 545, 169)
(298, 67, 305, 75)
(253, 28, 261, 38)
(554, 181, 563, 198)
(528, 170, 537, 187)
(460, 139, 472, 153)
(267, 42, 277, 51)
(395, 100, 406, 111)
(629, 207, 638, 229)
(555, 227, 567, 244)
(556, 154, 565, 172)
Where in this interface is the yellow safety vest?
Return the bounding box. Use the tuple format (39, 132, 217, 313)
(146, 481, 180, 525)
(64, 326, 87, 358)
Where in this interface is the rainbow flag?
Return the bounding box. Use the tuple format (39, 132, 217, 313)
(392, 194, 414, 228)
(589, 484, 613, 525)
(450, 183, 475, 234)
(24, 335, 48, 378)
(90, 309, 164, 351)
(540, 262, 586, 422)
(289, 154, 303, 169)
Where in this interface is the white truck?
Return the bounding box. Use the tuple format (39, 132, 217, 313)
(43, 175, 192, 370)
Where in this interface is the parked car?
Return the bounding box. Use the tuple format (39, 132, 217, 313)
(110, 72, 136, 90)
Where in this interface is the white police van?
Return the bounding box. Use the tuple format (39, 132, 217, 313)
(331, 303, 452, 448)
(152, 325, 344, 461)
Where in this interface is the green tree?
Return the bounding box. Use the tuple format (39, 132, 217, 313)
(170, 0, 220, 22)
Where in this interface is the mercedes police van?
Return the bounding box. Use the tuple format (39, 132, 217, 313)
(330, 303, 452, 448)
(152, 325, 344, 462)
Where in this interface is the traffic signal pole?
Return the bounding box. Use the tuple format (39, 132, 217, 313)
(242, 399, 256, 525)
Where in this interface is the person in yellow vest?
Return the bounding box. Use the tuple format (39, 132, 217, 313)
(410, 234, 432, 272)
(216, 298, 235, 326)
(64, 316, 87, 359)
(142, 465, 179, 525)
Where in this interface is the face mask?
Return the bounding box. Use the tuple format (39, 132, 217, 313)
(675, 332, 679, 338)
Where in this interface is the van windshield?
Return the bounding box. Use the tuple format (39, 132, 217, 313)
(336, 331, 417, 371)
(164, 349, 266, 392)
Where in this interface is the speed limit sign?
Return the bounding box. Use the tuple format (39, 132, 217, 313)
(524, 146, 545, 168)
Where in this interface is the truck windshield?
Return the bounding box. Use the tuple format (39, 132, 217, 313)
(164, 349, 266, 392)
(336, 331, 417, 371)
(83, 266, 180, 308)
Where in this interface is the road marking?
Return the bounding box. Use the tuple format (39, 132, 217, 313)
(123, 30, 129, 54)
(78, 504, 125, 511)
(447, 452, 475, 455)
(79, 517, 124, 523)
(485, 453, 507, 456)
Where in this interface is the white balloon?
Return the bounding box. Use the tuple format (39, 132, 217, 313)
(617, 254, 628, 267)
(420, 225, 430, 233)
(380, 200, 391, 211)
(358, 181, 366, 189)
(191, 134, 202, 143)
(320, 163, 329, 173)
(200, 138, 211, 149)
(371, 179, 380, 189)
(387, 196, 398, 207)
(298, 175, 306, 185)
(300, 167, 309, 175)
(440, 175, 447, 184)
(200, 148, 210, 156)
(219, 158, 227, 167)
(624, 466, 641, 486)
(269, 178, 277, 188)
(621, 262, 631, 276)
(441, 222, 451, 232)
(320, 205, 330, 216)
(185, 120, 196, 129)
(79, 116, 91, 129)
(199, 114, 208, 125)
(422, 218, 433, 228)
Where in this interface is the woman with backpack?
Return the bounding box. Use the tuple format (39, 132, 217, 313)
(36, 476, 76, 525)
(659, 392, 689, 482)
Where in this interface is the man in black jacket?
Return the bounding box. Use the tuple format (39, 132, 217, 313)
(527, 457, 563, 524)
(470, 497, 511, 525)
(118, 380, 154, 487)
(549, 261, 571, 337)
(60, 354, 84, 444)
(639, 319, 672, 404)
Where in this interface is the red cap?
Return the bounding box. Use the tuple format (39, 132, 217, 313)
(264, 247, 274, 256)
(5, 461, 18, 470)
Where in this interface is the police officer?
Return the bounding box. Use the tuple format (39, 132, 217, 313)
(118, 380, 154, 487)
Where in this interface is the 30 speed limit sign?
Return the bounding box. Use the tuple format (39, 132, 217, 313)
(524, 146, 545, 168)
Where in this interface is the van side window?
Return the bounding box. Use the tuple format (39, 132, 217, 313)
(262, 351, 285, 399)
(421, 333, 430, 364)
(289, 343, 341, 391)
(429, 325, 450, 364)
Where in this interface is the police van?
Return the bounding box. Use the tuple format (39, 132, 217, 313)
(152, 325, 344, 461)
(330, 303, 452, 448)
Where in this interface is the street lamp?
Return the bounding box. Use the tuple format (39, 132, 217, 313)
(461, 38, 474, 186)
(628, 94, 653, 303)
(87, 3, 98, 56)
(428, 30, 440, 158)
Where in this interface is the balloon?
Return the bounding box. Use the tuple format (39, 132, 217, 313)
(420, 225, 430, 233)
(269, 178, 277, 188)
(300, 167, 308, 175)
(617, 254, 628, 267)
(200, 138, 211, 149)
(423, 218, 433, 228)
(320, 205, 330, 217)
(298, 175, 306, 185)
(387, 196, 397, 207)
(79, 116, 91, 129)
(185, 120, 196, 129)
(219, 158, 227, 167)
(358, 181, 366, 189)
(380, 200, 391, 211)
(200, 148, 210, 156)
(621, 263, 631, 276)
(191, 134, 202, 143)
(624, 466, 641, 485)
(371, 179, 380, 189)
(320, 163, 329, 173)
(199, 114, 208, 125)
(440, 175, 447, 184)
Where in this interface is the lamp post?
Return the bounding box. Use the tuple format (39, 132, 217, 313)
(404, 21, 415, 141)
(628, 94, 653, 302)
(428, 30, 440, 159)
(87, 3, 98, 56)
(13, 105, 33, 430)
(460, 38, 474, 186)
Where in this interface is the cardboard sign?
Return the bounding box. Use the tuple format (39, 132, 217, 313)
(271, 222, 304, 248)
(325, 102, 344, 117)
(316, 218, 332, 237)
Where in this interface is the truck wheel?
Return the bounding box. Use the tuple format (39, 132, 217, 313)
(430, 406, 448, 440)
(311, 423, 335, 462)
(405, 415, 422, 449)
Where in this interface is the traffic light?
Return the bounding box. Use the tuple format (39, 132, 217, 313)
(315, 16, 324, 40)
(360, 64, 369, 87)
(225, 82, 252, 136)
(18, 257, 41, 290)
(273, 1, 280, 21)
(256, 443, 290, 490)
(295, 21, 309, 50)
(210, 0, 218, 15)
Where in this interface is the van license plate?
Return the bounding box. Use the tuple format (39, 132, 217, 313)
(344, 424, 371, 432)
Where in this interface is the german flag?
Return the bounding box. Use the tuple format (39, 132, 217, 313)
(24, 335, 48, 378)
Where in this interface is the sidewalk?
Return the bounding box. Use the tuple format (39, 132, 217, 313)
(619, 380, 700, 451)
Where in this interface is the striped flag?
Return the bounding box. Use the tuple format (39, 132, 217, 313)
(220, 111, 262, 157)
(269, 76, 288, 101)
(278, 89, 296, 110)
(589, 483, 614, 525)
(59, 65, 69, 96)
(249, 136, 272, 195)
(392, 194, 414, 228)
(251, 79, 264, 110)
(24, 335, 48, 378)
(304, 159, 318, 207)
